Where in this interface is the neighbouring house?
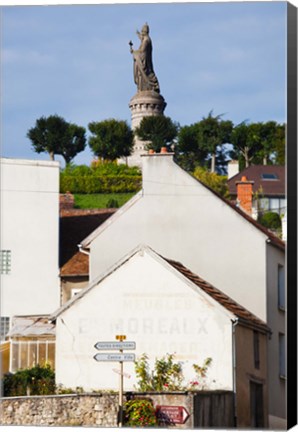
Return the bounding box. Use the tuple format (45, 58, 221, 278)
(227, 164, 286, 217)
(0, 158, 61, 341)
(78, 152, 285, 429)
(7, 316, 56, 372)
(51, 245, 269, 428)
(59, 208, 116, 304)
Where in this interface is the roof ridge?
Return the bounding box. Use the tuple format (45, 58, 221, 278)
(164, 257, 269, 332)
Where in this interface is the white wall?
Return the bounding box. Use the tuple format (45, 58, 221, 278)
(88, 154, 268, 321)
(0, 158, 61, 318)
(55, 249, 234, 391)
(266, 244, 286, 428)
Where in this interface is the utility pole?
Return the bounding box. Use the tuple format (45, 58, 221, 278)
(116, 334, 126, 427)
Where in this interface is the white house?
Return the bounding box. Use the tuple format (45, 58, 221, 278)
(51, 245, 269, 428)
(0, 158, 61, 338)
(79, 152, 285, 429)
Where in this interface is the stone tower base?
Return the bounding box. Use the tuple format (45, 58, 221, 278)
(126, 91, 167, 167)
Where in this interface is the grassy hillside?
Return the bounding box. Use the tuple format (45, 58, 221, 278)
(74, 193, 136, 209)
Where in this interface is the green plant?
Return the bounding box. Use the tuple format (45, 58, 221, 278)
(134, 353, 184, 392)
(193, 166, 229, 198)
(258, 211, 281, 230)
(106, 198, 119, 208)
(60, 174, 142, 194)
(3, 364, 56, 397)
(189, 357, 213, 390)
(124, 398, 158, 427)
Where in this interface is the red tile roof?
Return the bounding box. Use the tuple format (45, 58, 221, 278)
(60, 251, 89, 276)
(227, 165, 285, 197)
(165, 256, 269, 333)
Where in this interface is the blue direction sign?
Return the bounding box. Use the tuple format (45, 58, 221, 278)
(94, 341, 136, 350)
(94, 353, 135, 362)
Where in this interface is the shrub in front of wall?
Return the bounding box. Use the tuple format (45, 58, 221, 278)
(2, 364, 56, 397)
(124, 399, 158, 427)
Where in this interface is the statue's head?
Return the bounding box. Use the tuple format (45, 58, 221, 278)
(141, 23, 149, 35)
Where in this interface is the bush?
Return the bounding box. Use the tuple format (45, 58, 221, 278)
(124, 398, 158, 427)
(134, 353, 184, 392)
(258, 211, 282, 230)
(60, 174, 142, 194)
(106, 198, 119, 208)
(193, 166, 229, 198)
(2, 364, 56, 397)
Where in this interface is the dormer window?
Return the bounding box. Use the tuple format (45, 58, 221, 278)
(261, 173, 278, 180)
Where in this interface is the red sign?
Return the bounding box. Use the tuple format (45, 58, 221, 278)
(156, 405, 190, 424)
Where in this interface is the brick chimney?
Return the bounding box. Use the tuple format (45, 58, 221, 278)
(236, 176, 254, 215)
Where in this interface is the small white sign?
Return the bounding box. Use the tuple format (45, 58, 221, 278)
(94, 341, 136, 350)
(94, 353, 135, 362)
(112, 368, 131, 378)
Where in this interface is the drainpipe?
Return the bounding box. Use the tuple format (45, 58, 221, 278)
(232, 319, 239, 427)
(78, 244, 90, 256)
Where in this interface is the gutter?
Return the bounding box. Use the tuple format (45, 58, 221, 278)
(78, 244, 90, 256)
(231, 319, 238, 427)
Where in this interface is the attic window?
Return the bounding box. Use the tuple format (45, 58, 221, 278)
(261, 173, 278, 180)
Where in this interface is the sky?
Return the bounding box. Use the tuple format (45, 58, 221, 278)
(1, 1, 289, 167)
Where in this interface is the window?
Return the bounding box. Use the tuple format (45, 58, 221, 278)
(253, 331, 260, 369)
(258, 198, 287, 216)
(11, 340, 55, 372)
(278, 265, 285, 310)
(0, 317, 10, 341)
(261, 173, 278, 180)
(0, 250, 11, 274)
(279, 333, 286, 378)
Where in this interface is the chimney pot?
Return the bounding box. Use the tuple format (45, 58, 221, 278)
(160, 147, 168, 154)
(148, 149, 155, 154)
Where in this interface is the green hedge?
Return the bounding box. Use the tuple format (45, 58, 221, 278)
(60, 174, 142, 194)
(3, 364, 56, 397)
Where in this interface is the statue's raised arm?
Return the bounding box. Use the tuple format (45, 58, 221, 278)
(129, 23, 160, 94)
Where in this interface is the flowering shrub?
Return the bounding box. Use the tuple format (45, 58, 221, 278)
(124, 399, 158, 427)
(188, 357, 213, 390)
(134, 353, 184, 391)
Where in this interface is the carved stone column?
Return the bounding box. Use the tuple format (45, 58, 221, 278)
(127, 91, 167, 167)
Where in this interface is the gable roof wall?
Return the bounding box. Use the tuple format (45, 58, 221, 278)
(81, 156, 284, 252)
(52, 245, 269, 333)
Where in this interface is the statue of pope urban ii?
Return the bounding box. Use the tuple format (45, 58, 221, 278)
(129, 23, 160, 94)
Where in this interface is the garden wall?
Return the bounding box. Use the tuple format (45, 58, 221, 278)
(0, 391, 234, 428)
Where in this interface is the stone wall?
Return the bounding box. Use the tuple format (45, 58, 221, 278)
(0, 391, 234, 427)
(0, 393, 119, 427)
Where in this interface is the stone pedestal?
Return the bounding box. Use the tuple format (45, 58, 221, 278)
(126, 91, 167, 167)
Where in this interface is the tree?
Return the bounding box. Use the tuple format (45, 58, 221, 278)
(198, 111, 233, 173)
(134, 115, 179, 153)
(176, 123, 209, 172)
(88, 119, 134, 161)
(273, 123, 285, 165)
(230, 121, 263, 169)
(27, 115, 86, 164)
(230, 121, 285, 168)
